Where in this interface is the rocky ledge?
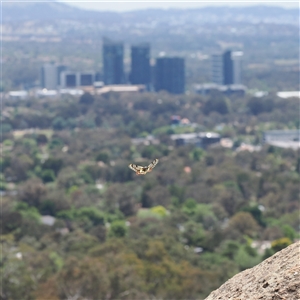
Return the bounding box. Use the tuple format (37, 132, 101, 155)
(205, 241, 300, 300)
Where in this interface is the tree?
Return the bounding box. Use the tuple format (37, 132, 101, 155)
(105, 183, 137, 216)
(57, 167, 84, 190)
(95, 151, 110, 163)
(181, 221, 206, 246)
(227, 212, 259, 238)
(1, 240, 36, 300)
(79, 92, 95, 105)
(271, 237, 292, 253)
(142, 185, 172, 208)
(220, 240, 241, 260)
(18, 178, 47, 207)
(109, 220, 127, 238)
(52, 116, 67, 130)
(234, 245, 260, 271)
(242, 205, 266, 227)
(247, 97, 274, 115)
(150, 205, 168, 217)
(39, 188, 70, 216)
(192, 148, 205, 161)
(76, 207, 105, 227)
(202, 92, 229, 115)
(2, 211, 22, 234)
(41, 169, 55, 183)
(36, 134, 48, 144)
(1, 123, 12, 133)
(141, 145, 160, 159)
(43, 256, 110, 300)
(111, 163, 134, 182)
(281, 224, 296, 241)
(10, 154, 34, 181)
(42, 157, 63, 175)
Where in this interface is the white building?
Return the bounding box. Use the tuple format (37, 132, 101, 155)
(8, 90, 28, 100)
(170, 132, 221, 148)
(36, 89, 58, 98)
(263, 130, 300, 150)
(277, 91, 300, 99)
(40, 63, 67, 90)
(40, 63, 57, 90)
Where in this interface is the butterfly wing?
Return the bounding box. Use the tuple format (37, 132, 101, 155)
(129, 159, 159, 174)
(129, 164, 145, 173)
(147, 158, 159, 170)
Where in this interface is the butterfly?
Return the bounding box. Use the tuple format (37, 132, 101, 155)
(129, 159, 159, 175)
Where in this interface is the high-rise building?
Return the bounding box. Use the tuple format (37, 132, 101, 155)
(57, 65, 68, 86)
(79, 72, 95, 86)
(60, 71, 96, 88)
(211, 50, 243, 85)
(211, 54, 223, 85)
(102, 38, 124, 85)
(60, 71, 78, 88)
(231, 51, 243, 85)
(223, 50, 234, 85)
(130, 43, 151, 86)
(40, 63, 57, 90)
(41, 63, 68, 89)
(155, 57, 185, 94)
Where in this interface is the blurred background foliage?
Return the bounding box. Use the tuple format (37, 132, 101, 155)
(1, 89, 299, 299)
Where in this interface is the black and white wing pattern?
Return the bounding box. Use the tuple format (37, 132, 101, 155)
(147, 158, 159, 171)
(129, 163, 143, 172)
(129, 159, 159, 175)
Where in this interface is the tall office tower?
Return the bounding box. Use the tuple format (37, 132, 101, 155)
(130, 43, 151, 86)
(223, 50, 234, 85)
(102, 38, 124, 85)
(155, 57, 185, 94)
(57, 65, 68, 86)
(211, 50, 243, 85)
(211, 53, 223, 85)
(40, 63, 58, 90)
(231, 51, 243, 85)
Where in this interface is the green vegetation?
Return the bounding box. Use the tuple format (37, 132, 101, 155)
(1, 91, 299, 299)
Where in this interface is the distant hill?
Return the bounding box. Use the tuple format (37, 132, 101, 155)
(2, 1, 299, 25)
(2, 0, 118, 22)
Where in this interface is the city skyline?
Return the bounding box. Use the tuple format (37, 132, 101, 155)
(40, 40, 187, 94)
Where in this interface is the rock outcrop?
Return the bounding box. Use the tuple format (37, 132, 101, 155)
(205, 241, 300, 300)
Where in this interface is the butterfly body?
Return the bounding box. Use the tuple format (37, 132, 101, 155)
(129, 159, 159, 175)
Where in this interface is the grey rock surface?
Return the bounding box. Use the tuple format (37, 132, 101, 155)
(205, 241, 300, 300)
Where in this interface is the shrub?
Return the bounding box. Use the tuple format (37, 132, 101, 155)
(109, 220, 127, 238)
(41, 169, 55, 183)
(150, 205, 168, 217)
(95, 151, 110, 163)
(271, 237, 292, 253)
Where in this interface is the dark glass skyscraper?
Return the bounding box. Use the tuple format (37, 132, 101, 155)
(211, 50, 243, 85)
(223, 50, 234, 85)
(103, 38, 124, 85)
(155, 57, 185, 94)
(130, 43, 151, 86)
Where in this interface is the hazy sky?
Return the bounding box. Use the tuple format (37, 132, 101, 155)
(58, 1, 299, 12)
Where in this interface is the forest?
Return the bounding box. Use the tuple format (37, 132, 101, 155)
(1, 90, 299, 299)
